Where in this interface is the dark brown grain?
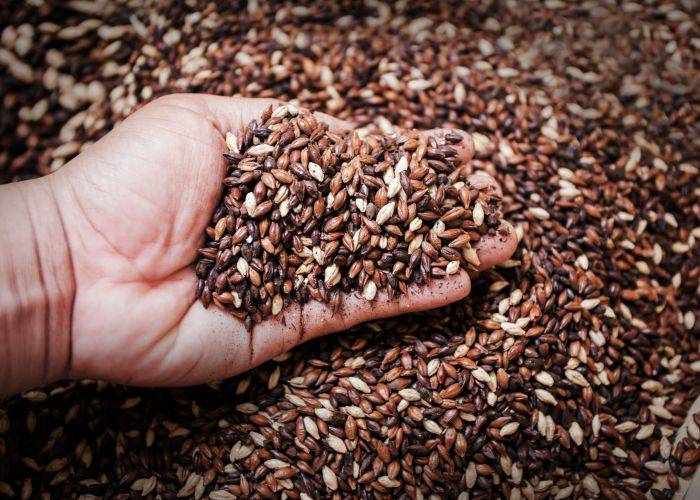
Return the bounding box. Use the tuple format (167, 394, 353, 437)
(196, 106, 503, 325)
(0, 0, 699, 498)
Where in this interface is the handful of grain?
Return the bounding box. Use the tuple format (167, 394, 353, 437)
(195, 105, 507, 327)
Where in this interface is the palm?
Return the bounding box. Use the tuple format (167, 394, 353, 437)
(56, 96, 232, 383)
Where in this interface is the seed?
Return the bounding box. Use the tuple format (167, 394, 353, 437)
(348, 376, 370, 394)
(399, 389, 421, 402)
(308, 162, 324, 182)
(445, 261, 460, 275)
(423, 420, 443, 434)
(244, 192, 256, 215)
(472, 367, 490, 384)
(660, 437, 671, 459)
(230, 442, 253, 462)
(264, 459, 290, 469)
(210, 491, 236, 500)
(247, 143, 275, 156)
(303, 416, 320, 440)
(564, 370, 590, 387)
(500, 422, 519, 437)
(683, 448, 700, 465)
(465, 462, 477, 489)
(225, 131, 239, 153)
(463, 247, 481, 267)
(634, 425, 655, 443)
(326, 435, 347, 453)
(387, 178, 401, 198)
(569, 422, 584, 446)
(341, 406, 364, 418)
(427, 359, 440, 377)
(315, 408, 332, 421)
(502, 322, 525, 335)
(529, 207, 550, 220)
(377, 476, 400, 488)
(649, 405, 673, 420)
(644, 461, 668, 474)
(362, 281, 377, 301)
(322, 466, 338, 491)
(235, 402, 258, 414)
(472, 203, 484, 225)
(375, 201, 395, 226)
(614, 421, 638, 433)
(236, 257, 249, 277)
(324, 264, 341, 287)
(534, 371, 554, 387)
(582, 475, 600, 495)
(580, 298, 600, 310)
(534, 389, 557, 405)
(592, 415, 601, 438)
(511, 463, 523, 485)
(271, 294, 283, 316)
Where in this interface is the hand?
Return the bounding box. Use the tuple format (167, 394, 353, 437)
(5, 94, 517, 392)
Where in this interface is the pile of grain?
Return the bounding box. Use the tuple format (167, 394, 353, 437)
(196, 105, 504, 326)
(0, 1, 698, 498)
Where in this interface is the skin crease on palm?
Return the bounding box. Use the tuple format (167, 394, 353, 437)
(48, 94, 517, 388)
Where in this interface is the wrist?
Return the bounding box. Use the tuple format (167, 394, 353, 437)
(0, 176, 75, 395)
